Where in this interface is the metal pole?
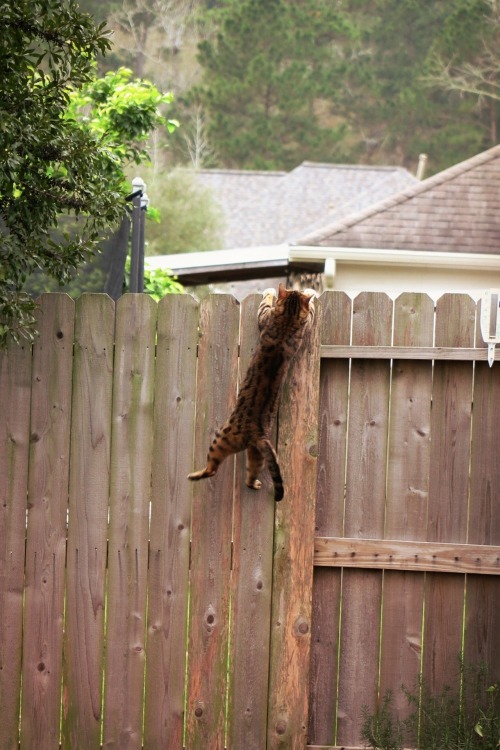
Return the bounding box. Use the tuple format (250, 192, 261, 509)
(130, 176, 146, 293)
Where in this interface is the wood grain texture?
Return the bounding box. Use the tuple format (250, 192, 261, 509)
(320, 345, 500, 360)
(379, 293, 433, 726)
(103, 295, 157, 750)
(308, 291, 351, 747)
(337, 292, 392, 747)
(267, 298, 322, 750)
(62, 294, 115, 750)
(423, 294, 475, 694)
(228, 294, 275, 750)
(0, 337, 32, 749)
(465, 319, 500, 680)
(314, 538, 500, 575)
(185, 295, 240, 750)
(21, 294, 75, 750)
(144, 293, 199, 750)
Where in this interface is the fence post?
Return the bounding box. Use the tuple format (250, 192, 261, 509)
(129, 176, 148, 293)
(267, 299, 322, 749)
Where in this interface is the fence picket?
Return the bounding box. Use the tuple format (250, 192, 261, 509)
(103, 294, 157, 749)
(379, 293, 434, 725)
(308, 291, 351, 747)
(144, 293, 199, 749)
(185, 295, 240, 750)
(228, 294, 275, 750)
(464, 299, 500, 676)
(62, 294, 115, 750)
(0, 337, 32, 749)
(267, 295, 322, 749)
(337, 292, 392, 746)
(21, 295, 75, 750)
(423, 294, 475, 693)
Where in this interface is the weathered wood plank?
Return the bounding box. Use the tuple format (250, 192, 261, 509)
(379, 293, 433, 727)
(337, 292, 392, 747)
(144, 293, 199, 750)
(102, 294, 157, 750)
(464, 310, 500, 678)
(314, 538, 500, 575)
(267, 295, 322, 750)
(62, 294, 115, 750)
(185, 294, 240, 750)
(21, 295, 75, 750)
(0, 337, 32, 749)
(423, 293, 475, 694)
(308, 291, 351, 747)
(320, 345, 500, 360)
(228, 294, 275, 750)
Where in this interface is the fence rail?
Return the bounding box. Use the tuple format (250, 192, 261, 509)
(1, 291, 499, 750)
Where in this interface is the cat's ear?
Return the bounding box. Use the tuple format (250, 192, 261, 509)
(300, 289, 317, 311)
(278, 283, 288, 300)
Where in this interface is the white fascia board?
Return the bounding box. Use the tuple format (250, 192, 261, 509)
(290, 245, 500, 271)
(145, 245, 289, 271)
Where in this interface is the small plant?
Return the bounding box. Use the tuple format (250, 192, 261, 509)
(361, 691, 405, 750)
(361, 663, 500, 750)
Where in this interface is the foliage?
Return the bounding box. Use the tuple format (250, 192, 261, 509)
(126, 259, 184, 298)
(423, 0, 500, 145)
(0, 1, 177, 344)
(361, 664, 500, 750)
(0, 0, 121, 343)
(140, 166, 224, 254)
(66, 66, 177, 191)
(189, 0, 354, 169)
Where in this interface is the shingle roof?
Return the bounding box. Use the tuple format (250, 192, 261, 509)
(194, 162, 418, 248)
(295, 145, 500, 254)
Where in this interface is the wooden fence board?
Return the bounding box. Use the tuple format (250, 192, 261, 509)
(267, 294, 322, 750)
(21, 295, 75, 750)
(337, 292, 392, 747)
(102, 295, 157, 750)
(0, 337, 32, 749)
(62, 294, 115, 750)
(423, 294, 475, 694)
(228, 294, 275, 750)
(379, 293, 433, 724)
(185, 295, 240, 750)
(144, 293, 199, 750)
(308, 291, 351, 747)
(464, 320, 500, 679)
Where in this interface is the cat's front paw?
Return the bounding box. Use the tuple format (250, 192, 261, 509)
(262, 287, 277, 301)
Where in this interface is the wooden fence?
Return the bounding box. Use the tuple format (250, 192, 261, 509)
(0, 291, 499, 750)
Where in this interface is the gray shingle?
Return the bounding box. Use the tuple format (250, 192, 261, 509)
(193, 162, 418, 248)
(296, 145, 500, 254)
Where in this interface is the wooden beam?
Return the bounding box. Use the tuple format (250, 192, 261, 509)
(320, 345, 494, 361)
(314, 537, 500, 575)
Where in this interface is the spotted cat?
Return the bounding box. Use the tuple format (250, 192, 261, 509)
(188, 284, 316, 501)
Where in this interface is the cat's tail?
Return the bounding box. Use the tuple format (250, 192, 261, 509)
(256, 438, 284, 501)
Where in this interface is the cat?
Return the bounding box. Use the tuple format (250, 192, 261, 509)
(188, 284, 316, 501)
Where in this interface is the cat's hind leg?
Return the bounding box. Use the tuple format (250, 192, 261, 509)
(188, 429, 243, 481)
(245, 444, 265, 490)
(256, 438, 284, 501)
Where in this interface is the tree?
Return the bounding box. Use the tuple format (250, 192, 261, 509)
(190, 0, 354, 170)
(331, 0, 489, 171)
(0, 1, 117, 342)
(423, 0, 500, 146)
(0, 3, 175, 343)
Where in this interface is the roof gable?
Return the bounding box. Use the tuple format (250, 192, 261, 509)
(296, 145, 500, 254)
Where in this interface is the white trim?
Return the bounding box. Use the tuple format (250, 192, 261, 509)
(146, 244, 500, 274)
(290, 245, 500, 271)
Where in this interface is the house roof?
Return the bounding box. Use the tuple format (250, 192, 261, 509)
(295, 145, 500, 253)
(194, 162, 418, 248)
